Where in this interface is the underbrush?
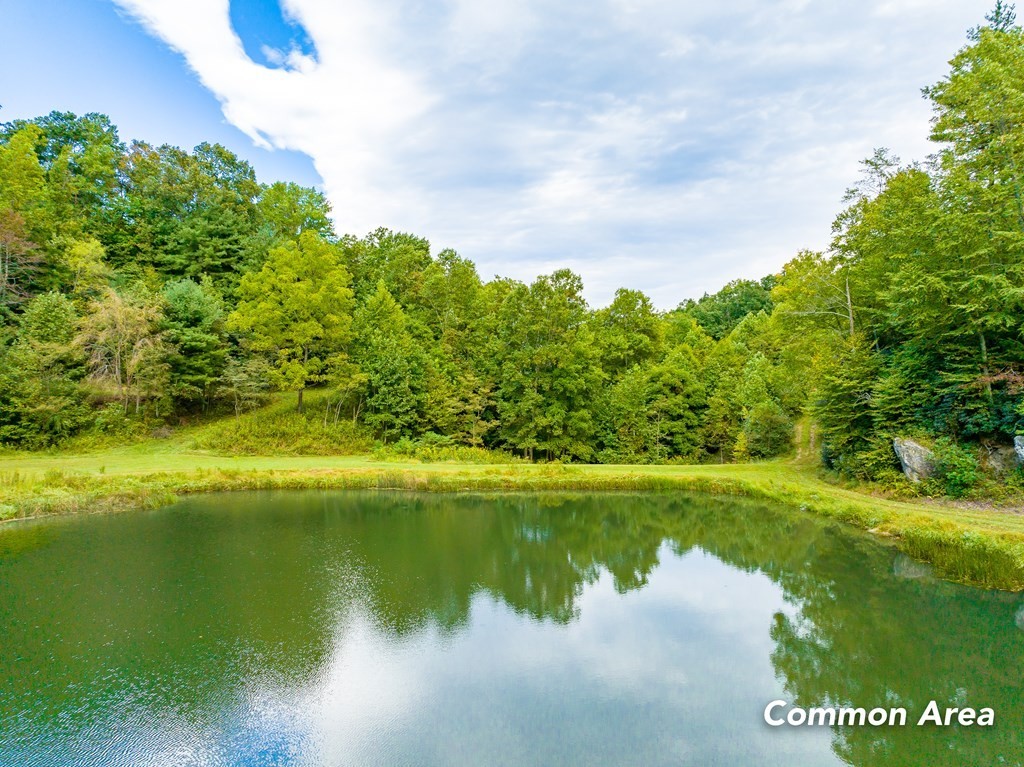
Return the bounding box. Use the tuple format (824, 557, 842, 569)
(373, 434, 523, 464)
(818, 434, 1024, 505)
(189, 393, 373, 455)
(820, 465, 1024, 507)
(26, 403, 157, 454)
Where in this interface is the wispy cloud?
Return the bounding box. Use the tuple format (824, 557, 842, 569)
(111, 0, 991, 306)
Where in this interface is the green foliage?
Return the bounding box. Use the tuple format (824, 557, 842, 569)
(742, 402, 792, 459)
(494, 270, 603, 460)
(256, 181, 334, 244)
(931, 438, 982, 498)
(814, 336, 882, 477)
(4, 20, 1024, 478)
(190, 392, 372, 455)
(771, 249, 853, 341)
(343, 228, 432, 305)
(19, 290, 78, 345)
(161, 277, 226, 407)
(100, 140, 260, 286)
(729, 352, 793, 459)
(0, 125, 51, 240)
(351, 282, 428, 440)
(75, 284, 169, 415)
(372, 433, 522, 464)
(0, 125, 49, 311)
(679, 277, 774, 340)
(218, 355, 272, 416)
(781, 14, 1024, 477)
(596, 351, 707, 464)
(58, 236, 110, 298)
(662, 312, 714, 359)
(594, 288, 663, 377)
(228, 232, 354, 409)
(0, 292, 90, 446)
(91, 402, 147, 438)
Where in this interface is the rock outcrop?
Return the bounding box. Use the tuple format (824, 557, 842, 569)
(1015, 436, 1024, 464)
(893, 438, 935, 483)
(981, 444, 1021, 477)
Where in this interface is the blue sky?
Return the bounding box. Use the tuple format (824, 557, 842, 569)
(0, 0, 996, 307)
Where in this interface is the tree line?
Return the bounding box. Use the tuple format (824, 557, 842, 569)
(1, 6, 1022, 475)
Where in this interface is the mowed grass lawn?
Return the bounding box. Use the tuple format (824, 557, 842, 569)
(2, 438, 1024, 589)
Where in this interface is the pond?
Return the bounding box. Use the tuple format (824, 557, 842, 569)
(0, 491, 1022, 766)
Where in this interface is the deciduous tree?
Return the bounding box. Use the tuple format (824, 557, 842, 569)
(228, 232, 354, 411)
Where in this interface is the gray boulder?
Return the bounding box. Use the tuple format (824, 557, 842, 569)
(982, 444, 1021, 477)
(893, 438, 935, 483)
(1015, 436, 1024, 464)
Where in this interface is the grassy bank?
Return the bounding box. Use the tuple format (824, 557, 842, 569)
(3, 442, 1024, 590)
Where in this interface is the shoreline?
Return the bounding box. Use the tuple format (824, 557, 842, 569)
(3, 453, 1024, 590)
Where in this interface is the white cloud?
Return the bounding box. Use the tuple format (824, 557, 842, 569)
(111, 0, 992, 307)
(445, 0, 538, 70)
(113, 0, 433, 234)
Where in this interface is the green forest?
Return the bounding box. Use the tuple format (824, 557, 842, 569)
(1, 8, 1023, 496)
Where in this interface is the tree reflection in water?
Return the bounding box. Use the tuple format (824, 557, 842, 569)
(0, 490, 1021, 766)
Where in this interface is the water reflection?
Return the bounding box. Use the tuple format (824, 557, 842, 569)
(0, 491, 1021, 766)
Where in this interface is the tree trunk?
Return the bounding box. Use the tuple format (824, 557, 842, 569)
(297, 387, 304, 413)
(845, 277, 855, 336)
(979, 330, 994, 404)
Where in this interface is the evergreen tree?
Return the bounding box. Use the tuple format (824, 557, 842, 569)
(352, 282, 427, 440)
(0, 292, 89, 445)
(162, 277, 227, 409)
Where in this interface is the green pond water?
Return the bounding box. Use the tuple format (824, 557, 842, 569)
(0, 491, 1022, 766)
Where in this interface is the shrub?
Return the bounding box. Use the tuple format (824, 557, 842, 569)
(92, 403, 148, 438)
(373, 433, 522, 464)
(932, 438, 980, 498)
(825, 434, 906, 482)
(743, 402, 792, 458)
